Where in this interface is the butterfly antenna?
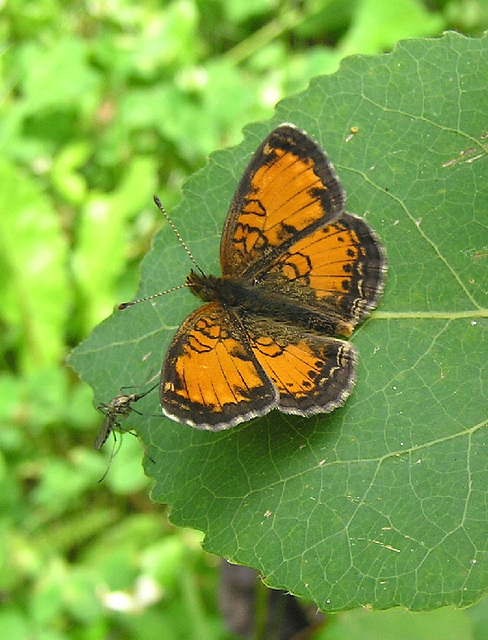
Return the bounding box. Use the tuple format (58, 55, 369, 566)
(118, 196, 204, 310)
(118, 283, 188, 309)
(153, 195, 204, 275)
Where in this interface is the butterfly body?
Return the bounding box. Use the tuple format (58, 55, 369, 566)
(187, 271, 353, 337)
(156, 124, 386, 431)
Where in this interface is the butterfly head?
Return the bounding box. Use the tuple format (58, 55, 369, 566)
(187, 270, 221, 303)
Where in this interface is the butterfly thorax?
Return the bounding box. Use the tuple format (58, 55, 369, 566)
(187, 270, 353, 337)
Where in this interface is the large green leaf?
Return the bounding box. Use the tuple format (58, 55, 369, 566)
(69, 32, 488, 611)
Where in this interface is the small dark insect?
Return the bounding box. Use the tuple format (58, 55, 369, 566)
(95, 383, 158, 450)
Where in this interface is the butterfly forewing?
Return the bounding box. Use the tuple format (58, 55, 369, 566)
(220, 124, 345, 279)
(161, 302, 278, 430)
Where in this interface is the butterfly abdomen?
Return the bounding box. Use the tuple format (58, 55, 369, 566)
(187, 271, 352, 338)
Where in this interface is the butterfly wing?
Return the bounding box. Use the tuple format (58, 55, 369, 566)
(160, 302, 278, 430)
(220, 124, 345, 278)
(256, 212, 386, 329)
(243, 316, 357, 415)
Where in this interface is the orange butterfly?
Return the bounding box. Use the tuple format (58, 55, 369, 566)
(123, 124, 386, 431)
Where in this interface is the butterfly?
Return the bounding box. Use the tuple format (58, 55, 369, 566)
(123, 123, 386, 431)
(95, 383, 158, 450)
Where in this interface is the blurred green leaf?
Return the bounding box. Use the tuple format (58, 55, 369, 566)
(24, 366, 70, 430)
(31, 565, 66, 627)
(445, 0, 488, 35)
(31, 458, 96, 515)
(141, 536, 194, 590)
(341, 0, 446, 54)
(0, 609, 31, 640)
(63, 567, 102, 623)
(224, 0, 277, 23)
(466, 591, 488, 640)
(71, 155, 158, 331)
(104, 435, 151, 494)
(16, 37, 99, 115)
(321, 606, 472, 640)
(50, 142, 91, 204)
(70, 32, 488, 612)
(0, 160, 70, 371)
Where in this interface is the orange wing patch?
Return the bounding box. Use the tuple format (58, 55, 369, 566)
(221, 126, 345, 276)
(161, 302, 277, 430)
(246, 318, 357, 415)
(238, 150, 325, 246)
(264, 212, 385, 325)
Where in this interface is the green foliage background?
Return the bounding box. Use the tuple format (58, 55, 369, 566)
(1, 1, 488, 638)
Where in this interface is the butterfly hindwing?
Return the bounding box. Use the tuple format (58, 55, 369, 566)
(243, 316, 357, 415)
(257, 212, 386, 328)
